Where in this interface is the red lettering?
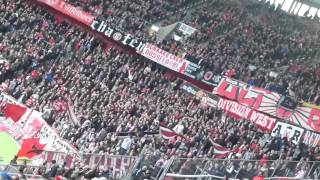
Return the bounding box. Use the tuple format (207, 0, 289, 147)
(215, 80, 238, 101)
(238, 89, 263, 109)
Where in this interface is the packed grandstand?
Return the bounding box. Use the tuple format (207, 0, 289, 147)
(0, 0, 320, 179)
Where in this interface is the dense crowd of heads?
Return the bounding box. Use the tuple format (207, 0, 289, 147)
(1, 0, 320, 179)
(66, 0, 320, 103)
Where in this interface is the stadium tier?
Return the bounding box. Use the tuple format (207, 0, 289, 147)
(0, 0, 320, 179)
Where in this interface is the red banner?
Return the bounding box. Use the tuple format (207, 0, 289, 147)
(217, 98, 276, 131)
(214, 77, 320, 133)
(36, 0, 94, 26)
(214, 77, 282, 115)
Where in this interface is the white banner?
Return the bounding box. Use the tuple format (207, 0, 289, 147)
(0, 92, 79, 155)
(303, 130, 320, 147)
(271, 121, 305, 144)
(37, 124, 79, 155)
(178, 23, 196, 35)
(140, 43, 189, 73)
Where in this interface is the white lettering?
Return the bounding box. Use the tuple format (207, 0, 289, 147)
(250, 111, 259, 123)
(90, 20, 99, 30)
(225, 101, 232, 111)
(266, 118, 276, 130)
(104, 27, 114, 37)
(129, 39, 138, 48)
(244, 108, 251, 119)
(122, 34, 132, 45)
(97, 21, 106, 32)
(217, 99, 225, 109)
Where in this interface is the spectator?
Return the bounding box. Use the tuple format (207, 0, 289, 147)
(0, 166, 11, 180)
(47, 160, 59, 178)
(120, 135, 133, 155)
(9, 156, 17, 165)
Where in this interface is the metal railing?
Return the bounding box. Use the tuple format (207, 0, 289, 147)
(0, 151, 138, 180)
(1, 154, 320, 180)
(158, 158, 320, 180)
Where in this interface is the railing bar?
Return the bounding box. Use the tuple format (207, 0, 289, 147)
(197, 159, 210, 180)
(158, 156, 175, 180)
(270, 154, 283, 178)
(234, 160, 243, 179)
(306, 162, 315, 178)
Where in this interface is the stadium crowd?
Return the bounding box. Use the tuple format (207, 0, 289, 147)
(65, 0, 320, 103)
(0, 0, 320, 179)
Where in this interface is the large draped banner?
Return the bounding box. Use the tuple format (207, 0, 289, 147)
(217, 98, 276, 131)
(181, 81, 320, 146)
(180, 82, 275, 131)
(214, 77, 320, 133)
(0, 93, 79, 156)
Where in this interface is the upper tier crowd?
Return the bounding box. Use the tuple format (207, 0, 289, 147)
(0, 0, 320, 179)
(66, 0, 320, 104)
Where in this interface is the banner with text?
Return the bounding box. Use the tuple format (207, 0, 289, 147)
(271, 121, 305, 144)
(302, 130, 320, 147)
(180, 82, 219, 108)
(214, 77, 320, 133)
(180, 82, 275, 131)
(0, 93, 79, 155)
(140, 43, 189, 73)
(183, 64, 222, 87)
(90, 20, 146, 52)
(217, 98, 276, 131)
(36, 0, 94, 26)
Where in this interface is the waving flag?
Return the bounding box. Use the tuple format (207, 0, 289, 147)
(209, 138, 232, 159)
(160, 125, 184, 140)
(213, 143, 232, 158)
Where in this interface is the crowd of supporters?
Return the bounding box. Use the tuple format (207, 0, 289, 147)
(0, 0, 320, 179)
(64, 0, 320, 103)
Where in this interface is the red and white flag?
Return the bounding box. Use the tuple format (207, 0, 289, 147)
(160, 125, 183, 140)
(210, 140, 232, 159)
